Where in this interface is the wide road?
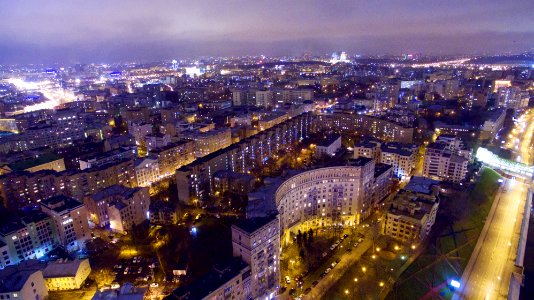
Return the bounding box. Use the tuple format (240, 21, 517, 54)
(455, 109, 534, 300)
(454, 178, 527, 300)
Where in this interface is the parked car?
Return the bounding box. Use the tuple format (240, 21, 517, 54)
(312, 280, 319, 287)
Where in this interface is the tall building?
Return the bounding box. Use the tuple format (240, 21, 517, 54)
(176, 113, 313, 203)
(231, 216, 280, 299)
(0, 212, 57, 265)
(274, 157, 388, 231)
(423, 142, 469, 182)
(149, 140, 195, 177)
(134, 157, 160, 187)
(183, 129, 232, 158)
(380, 142, 418, 179)
(384, 177, 440, 242)
(84, 185, 150, 233)
(317, 113, 414, 143)
(40, 195, 90, 252)
(166, 259, 251, 300)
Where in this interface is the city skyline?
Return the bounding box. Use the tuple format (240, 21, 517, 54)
(1, 0, 534, 64)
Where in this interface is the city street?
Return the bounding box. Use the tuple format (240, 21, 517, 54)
(454, 178, 527, 300)
(455, 110, 534, 300)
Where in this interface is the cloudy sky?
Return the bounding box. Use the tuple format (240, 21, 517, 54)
(1, 0, 533, 63)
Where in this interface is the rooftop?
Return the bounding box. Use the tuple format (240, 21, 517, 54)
(166, 258, 248, 300)
(41, 195, 84, 213)
(8, 152, 62, 171)
(43, 259, 88, 278)
(404, 176, 440, 195)
(0, 261, 44, 293)
(317, 134, 341, 147)
(233, 215, 278, 234)
(348, 156, 373, 167)
(89, 185, 139, 201)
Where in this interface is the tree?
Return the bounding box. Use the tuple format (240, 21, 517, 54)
(90, 268, 115, 288)
(308, 229, 314, 243)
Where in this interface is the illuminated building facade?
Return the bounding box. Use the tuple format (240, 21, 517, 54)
(231, 216, 280, 299)
(40, 195, 90, 252)
(134, 157, 160, 187)
(423, 142, 469, 182)
(43, 259, 91, 291)
(149, 140, 195, 177)
(83, 185, 150, 233)
(176, 113, 312, 203)
(384, 183, 440, 242)
(317, 113, 414, 143)
(380, 142, 418, 179)
(275, 158, 390, 231)
(0, 211, 57, 265)
(183, 129, 232, 158)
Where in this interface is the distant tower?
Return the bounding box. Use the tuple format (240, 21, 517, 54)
(171, 59, 178, 71)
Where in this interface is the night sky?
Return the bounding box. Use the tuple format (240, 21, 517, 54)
(1, 0, 533, 63)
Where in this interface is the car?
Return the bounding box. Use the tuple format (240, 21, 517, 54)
(331, 262, 337, 268)
(335, 258, 341, 263)
(123, 267, 129, 275)
(320, 272, 326, 278)
(138, 267, 143, 274)
(346, 247, 352, 252)
(312, 280, 319, 287)
(285, 276, 291, 284)
(279, 286, 287, 294)
(289, 288, 296, 295)
(343, 234, 349, 238)
(322, 252, 328, 258)
(330, 245, 335, 251)
(150, 282, 159, 288)
(358, 238, 363, 243)
(354, 242, 360, 247)
(304, 287, 312, 294)
(110, 282, 120, 289)
(325, 268, 331, 274)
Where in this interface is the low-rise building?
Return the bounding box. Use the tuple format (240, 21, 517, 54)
(149, 201, 176, 225)
(0, 261, 48, 300)
(315, 134, 342, 157)
(93, 282, 147, 300)
(43, 259, 91, 291)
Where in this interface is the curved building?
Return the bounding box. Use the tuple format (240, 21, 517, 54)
(275, 158, 385, 231)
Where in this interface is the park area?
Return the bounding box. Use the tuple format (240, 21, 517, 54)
(386, 167, 502, 300)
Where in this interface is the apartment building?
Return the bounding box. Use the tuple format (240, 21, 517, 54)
(40, 195, 90, 252)
(231, 216, 280, 299)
